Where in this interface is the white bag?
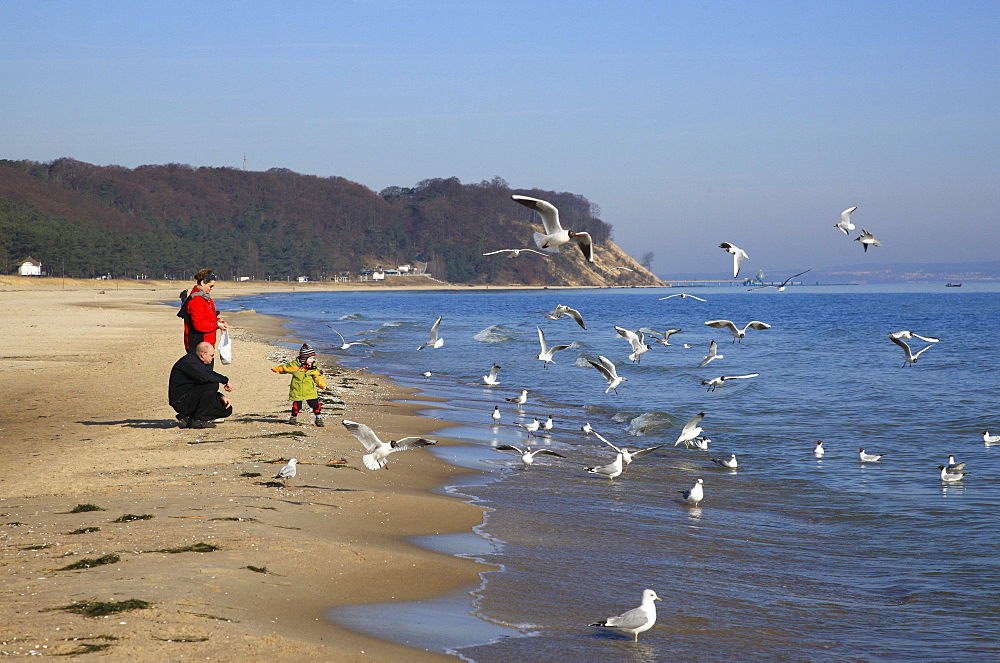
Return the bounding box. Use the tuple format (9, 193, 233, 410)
(218, 330, 233, 365)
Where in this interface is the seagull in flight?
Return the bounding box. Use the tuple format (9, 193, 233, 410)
(604, 266, 635, 275)
(858, 448, 884, 462)
(639, 327, 682, 346)
(326, 326, 373, 349)
(482, 363, 502, 385)
(835, 206, 858, 235)
(341, 420, 437, 471)
(698, 339, 724, 367)
(675, 412, 706, 448)
(505, 389, 529, 407)
(701, 372, 760, 392)
(511, 194, 594, 262)
(658, 292, 707, 301)
(855, 229, 882, 252)
(711, 454, 739, 469)
(888, 334, 933, 367)
(482, 248, 550, 258)
(536, 327, 572, 368)
(273, 458, 298, 487)
(615, 326, 652, 363)
(589, 589, 661, 642)
(585, 355, 628, 394)
(704, 319, 772, 343)
(889, 330, 940, 343)
(496, 444, 564, 468)
(749, 269, 812, 292)
(538, 304, 587, 329)
(417, 316, 443, 350)
(680, 478, 705, 505)
(718, 242, 749, 278)
(592, 431, 665, 472)
(585, 452, 624, 480)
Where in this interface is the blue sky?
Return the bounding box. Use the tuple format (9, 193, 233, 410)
(3, 1, 998, 274)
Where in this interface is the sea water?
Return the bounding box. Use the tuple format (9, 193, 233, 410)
(231, 284, 1000, 661)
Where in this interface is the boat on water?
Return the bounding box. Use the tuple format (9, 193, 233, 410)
(945, 282, 962, 287)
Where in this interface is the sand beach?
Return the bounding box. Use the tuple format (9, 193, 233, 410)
(0, 276, 487, 660)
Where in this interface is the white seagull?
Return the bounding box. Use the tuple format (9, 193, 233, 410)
(491, 405, 502, 424)
(542, 415, 554, 432)
(505, 389, 529, 407)
(711, 454, 739, 469)
(945, 455, 966, 474)
(604, 266, 635, 275)
(639, 327, 682, 346)
(417, 316, 444, 350)
(658, 292, 707, 302)
(983, 431, 1000, 445)
(273, 458, 298, 487)
(858, 448, 884, 462)
(496, 444, 565, 468)
(680, 478, 705, 505)
(519, 418, 542, 437)
(593, 431, 665, 472)
(855, 229, 882, 252)
(585, 452, 624, 480)
(326, 326, 373, 349)
(701, 372, 760, 392)
(482, 248, 550, 258)
(888, 334, 933, 367)
(889, 330, 940, 343)
(939, 465, 969, 482)
(581, 422, 594, 435)
(615, 326, 652, 363)
(748, 269, 811, 292)
(813, 440, 825, 457)
(341, 420, 437, 471)
(675, 412, 706, 448)
(698, 339, 724, 367)
(482, 363, 502, 386)
(585, 355, 628, 394)
(511, 194, 594, 262)
(538, 304, 587, 329)
(536, 327, 572, 369)
(704, 319, 772, 343)
(835, 206, 858, 235)
(692, 436, 711, 451)
(589, 589, 661, 642)
(718, 242, 749, 278)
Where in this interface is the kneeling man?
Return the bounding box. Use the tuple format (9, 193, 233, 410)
(169, 341, 233, 428)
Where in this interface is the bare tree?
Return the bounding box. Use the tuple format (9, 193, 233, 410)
(640, 251, 655, 270)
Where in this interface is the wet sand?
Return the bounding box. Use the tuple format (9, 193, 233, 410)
(0, 277, 488, 660)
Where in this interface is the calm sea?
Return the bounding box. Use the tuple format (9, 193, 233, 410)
(231, 284, 1000, 662)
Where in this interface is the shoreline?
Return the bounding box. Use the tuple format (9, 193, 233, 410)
(0, 278, 492, 660)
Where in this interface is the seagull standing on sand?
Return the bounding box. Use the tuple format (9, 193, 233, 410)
(585, 355, 628, 394)
(719, 242, 749, 278)
(711, 454, 739, 468)
(585, 452, 624, 480)
(698, 340, 724, 367)
(658, 292, 707, 302)
(855, 229, 882, 252)
(859, 448, 884, 462)
(482, 248, 549, 258)
(593, 431, 665, 472)
(835, 206, 858, 235)
(417, 316, 444, 350)
(701, 373, 760, 392)
(888, 334, 933, 367)
(482, 363, 502, 386)
(511, 194, 594, 262)
(748, 269, 811, 292)
(639, 327, 682, 346)
(589, 589, 661, 642)
(273, 458, 298, 488)
(813, 441, 825, 457)
(536, 327, 572, 369)
(341, 420, 437, 471)
(680, 478, 705, 505)
(326, 326, 373, 349)
(704, 319, 772, 343)
(939, 465, 969, 482)
(675, 412, 706, 448)
(496, 444, 565, 468)
(491, 406, 502, 424)
(615, 326, 652, 363)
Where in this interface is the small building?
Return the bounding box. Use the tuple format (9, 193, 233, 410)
(18, 256, 42, 277)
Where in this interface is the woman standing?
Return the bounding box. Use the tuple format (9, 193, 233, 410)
(179, 269, 228, 351)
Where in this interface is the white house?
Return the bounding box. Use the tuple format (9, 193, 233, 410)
(18, 256, 42, 276)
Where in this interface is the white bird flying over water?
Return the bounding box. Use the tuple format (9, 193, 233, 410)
(698, 340, 724, 367)
(511, 194, 594, 262)
(718, 242, 749, 278)
(701, 372, 760, 392)
(341, 420, 437, 471)
(417, 316, 444, 350)
(888, 334, 933, 367)
(615, 326, 652, 363)
(748, 269, 811, 292)
(326, 326, 374, 349)
(835, 206, 858, 235)
(482, 363, 502, 385)
(589, 589, 661, 642)
(538, 304, 587, 329)
(675, 412, 706, 448)
(593, 431, 665, 471)
(680, 478, 705, 505)
(704, 319, 772, 343)
(711, 454, 738, 468)
(889, 330, 940, 343)
(658, 292, 707, 302)
(585, 355, 628, 394)
(639, 327, 682, 346)
(482, 248, 550, 258)
(496, 444, 564, 468)
(859, 448, 884, 462)
(585, 452, 624, 480)
(505, 389, 529, 407)
(273, 458, 298, 487)
(855, 229, 882, 252)
(536, 327, 572, 368)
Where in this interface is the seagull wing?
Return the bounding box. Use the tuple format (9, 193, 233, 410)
(326, 326, 347, 345)
(745, 321, 772, 331)
(592, 431, 622, 453)
(496, 445, 525, 455)
(615, 326, 642, 352)
(628, 443, 667, 460)
(482, 249, 513, 256)
(586, 357, 615, 382)
(342, 420, 382, 452)
(488, 364, 501, 379)
(682, 412, 706, 436)
(533, 449, 566, 458)
(573, 232, 595, 262)
(537, 327, 549, 354)
(391, 436, 437, 451)
(781, 269, 811, 286)
(723, 373, 760, 380)
(911, 333, 940, 343)
(888, 334, 913, 357)
(705, 319, 739, 333)
(511, 195, 563, 235)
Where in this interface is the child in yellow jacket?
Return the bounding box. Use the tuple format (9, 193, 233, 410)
(272, 343, 328, 426)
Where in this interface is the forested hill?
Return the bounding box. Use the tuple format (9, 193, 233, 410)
(0, 158, 661, 286)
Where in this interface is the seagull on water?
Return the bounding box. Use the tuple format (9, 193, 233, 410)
(326, 326, 373, 350)
(748, 269, 811, 292)
(273, 458, 298, 487)
(593, 431, 665, 472)
(491, 405, 501, 424)
(505, 390, 529, 407)
(698, 340, 724, 367)
(482, 248, 550, 258)
(855, 229, 882, 252)
(658, 292, 706, 301)
(519, 418, 542, 437)
(639, 327, 682, 346)
(538, 304, 587, 329)
(615, 326, 652, 363)
(939, 465, 969, 482)
(945, 455, 966, 474)
(888, 334, 933, 367)
(701, 373, 760, 392)
(482, 363, 502, 386)
(581, 422, 594, 435)
(718, 242, 749, 278)
(859, 448, 884, 462)
(691, 436, 711, 451)
(496, 444, 565, 468)
(417, 316, 443, 350)
(813, 440, 825, 457)
(705, 319, 772, 343)
(675, 412, 706, 448)
(835, 206, 858, 235)
(536, 327, 572, 369)
(711, 454, 739, 469)
(589, 589, 661, 642)
(341, 420, 437, 471)
(585, 452, 624, 480)
(680, 478, 705, 505)
(511, 194, 594, 262)
(889, 330, 940, 343)
(983, 431, 1000, 445)
(542, 415, 554, 432)
(585, 355, 628, 394)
